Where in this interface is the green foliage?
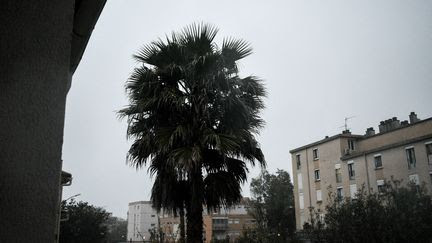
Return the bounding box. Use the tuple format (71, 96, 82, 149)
(106, 217, 127, 243)
(59, 200, 111, 243)
(245, 169, 296, 242)
(304, 181, 432, 243)
(120, 23, 266, 242)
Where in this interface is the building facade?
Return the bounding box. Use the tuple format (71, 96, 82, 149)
(127, 201, 159, 242)
(290, 112, 432, 230)
(203, 198, 255, 243)
(0, 1, 105, 242)
(159, 214, 181, 242)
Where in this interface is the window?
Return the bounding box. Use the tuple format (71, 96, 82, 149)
(374, 154, 383, 169)
(350, 184, 357, 199)
(151, 215, 156, 217)
(151, 223, 155, 227)
(348, 140, 355, 150)
(426, 142, 432, 164)
(314, 169, 320, 181)
(406, 147, 416, 169)
(316, 190, 322, 202)
(348, 161, 355, 180)
(336, 187, 343, 199)
(377, 180, 385, 193)
(313, 148, 319, 160)
(297, 173, 303, 190)
(296, 154, 301, 170)
(299, 193, 304, 209)
(335, 164, 342, 183)
(430, 172, 432, 184)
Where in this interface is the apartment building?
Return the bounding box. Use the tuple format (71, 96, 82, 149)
(203, 198, 255, 243)
(290, 112, 432, 230)
(127, 201, 159, 242)
(159, 214, 181, 242)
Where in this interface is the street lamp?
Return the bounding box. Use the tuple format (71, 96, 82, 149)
(63, 193, 81, 202)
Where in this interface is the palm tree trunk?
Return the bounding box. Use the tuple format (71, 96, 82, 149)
(186, 167, 204, 243)
(179, 206, 186, 243)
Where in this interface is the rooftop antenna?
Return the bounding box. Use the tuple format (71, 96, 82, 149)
(339, 116, 356, 131)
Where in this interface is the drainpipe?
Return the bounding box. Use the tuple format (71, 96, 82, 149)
(305, 148, 313, 209)
(364, 154, 371, 193)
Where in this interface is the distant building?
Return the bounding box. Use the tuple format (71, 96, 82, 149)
(129, 198, 255, 242)
(203, 198, 255, 243)
(290, 112, 432, 230)
(127, 201, 159, 242)
(159, 214, 181, 242)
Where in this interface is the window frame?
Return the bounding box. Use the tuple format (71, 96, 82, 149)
(314, 169, 321, 181)
(313, 148, 319, 160)
(347, 161, 355, 180)
(425, 141, 432, 165)
(296, 154, 301, 170)
(405, 146, 416, 169)
(350, 184, 357, 199)
(299, 193, 304, 210)
(335, 167, 342, 183)
(377, 179, 385, 193)
(316, 189, 322, 202)
(297, 173, 303, 190)
(336, 187, 344, 199)
(348, 140, 355, 150)
(374, 154, 383, 169)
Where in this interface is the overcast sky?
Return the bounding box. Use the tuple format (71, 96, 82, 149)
(62, 0, 432, 218)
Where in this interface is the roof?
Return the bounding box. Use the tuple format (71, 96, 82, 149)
(70, 0, 106, 74)
(290, 116, 432, 155)
(128, 201, 152, 206)
(289, 133, 363, 154)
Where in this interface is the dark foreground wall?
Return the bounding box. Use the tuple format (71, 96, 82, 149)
(0, 1, 74, 242)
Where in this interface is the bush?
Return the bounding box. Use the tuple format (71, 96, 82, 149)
(304, 180, 432, 243)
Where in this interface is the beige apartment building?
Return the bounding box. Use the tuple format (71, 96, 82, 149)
(203, 198, 255, 243)
(290, 112, 432, 230)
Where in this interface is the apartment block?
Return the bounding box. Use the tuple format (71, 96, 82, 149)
(290, 112, 432, 230)
(127, 201, 159, 242)
(159, 214, 181, 242)
(203, 198, 255, 243)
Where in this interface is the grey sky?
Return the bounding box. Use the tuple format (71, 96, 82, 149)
(62, 0, 432, 218)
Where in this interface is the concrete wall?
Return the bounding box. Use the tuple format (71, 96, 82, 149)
(352, 139, 432, 194)
(292, 138, 345, 230)
(0, 1, 74, 242)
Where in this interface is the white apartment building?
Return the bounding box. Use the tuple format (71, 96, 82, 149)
(127, 201, 159, 242)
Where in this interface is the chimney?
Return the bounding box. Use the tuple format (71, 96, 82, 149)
(365, 127, 375, 136)
(379, 121, 386, 133)
(342, 129, 351, 134)
(390, 117, 401, 129)
(409, 112, 420, 124)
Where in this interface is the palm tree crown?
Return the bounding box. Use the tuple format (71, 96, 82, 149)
(120, 23, 266, 243)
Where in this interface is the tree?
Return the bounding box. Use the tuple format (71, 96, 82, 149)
(59, 200, 111, 243)
(106, 217, 127, 243)
(247, 169, 296, 242)
(120, 23, 266, 243)
(305, 181, 432, 243)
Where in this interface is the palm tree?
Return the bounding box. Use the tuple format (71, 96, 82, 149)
(120, 23, 266, 243)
